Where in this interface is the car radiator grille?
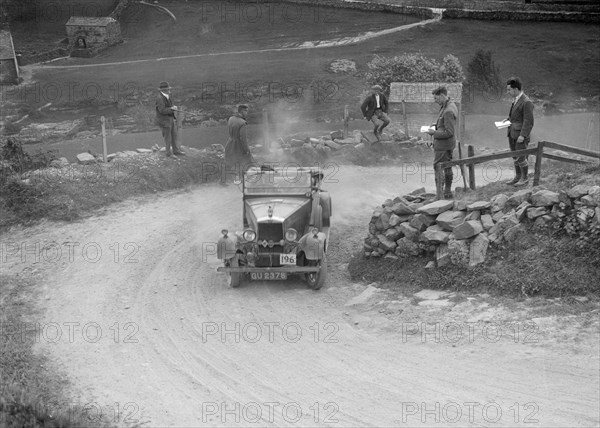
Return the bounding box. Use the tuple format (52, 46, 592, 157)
(256, 223, 284, 267)
(258, 223, 283, 241)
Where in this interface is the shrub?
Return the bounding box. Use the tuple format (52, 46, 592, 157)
(440, 54, 464, 82)
(366, 53, 465, 92)
(2, 120, 22, 135)
(0, 137, 57, 184)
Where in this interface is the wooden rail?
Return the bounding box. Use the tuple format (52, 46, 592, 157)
(435, 141, 600, 199)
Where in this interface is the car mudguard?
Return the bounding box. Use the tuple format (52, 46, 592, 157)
(299, 231, 326, 260)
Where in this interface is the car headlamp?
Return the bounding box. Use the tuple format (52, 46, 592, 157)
(285, 228, 298, 242)
(242, 229, 257, 242)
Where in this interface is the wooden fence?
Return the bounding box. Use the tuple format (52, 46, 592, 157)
(435, 141, 600, 198)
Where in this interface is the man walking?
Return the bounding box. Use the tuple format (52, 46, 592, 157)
(505, 77, 534, 186)
(361, 85, 391, 141)
(427, 86, 457, 199)
(224, 104, 253, 183)
(155, 81, 185, 157)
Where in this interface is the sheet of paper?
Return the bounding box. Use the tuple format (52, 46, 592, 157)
(420, 125, 434, 133)
(495, 120, 511, 129)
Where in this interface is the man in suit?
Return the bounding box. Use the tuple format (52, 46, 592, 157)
(427, 86, 458, 199)
(505, 77, 534, 186)
(361, 85, 390, 141)
(224, 104, 253, 183)
(154, 81, 185, 157)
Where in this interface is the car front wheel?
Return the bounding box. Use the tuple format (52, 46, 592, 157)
(305, 255, 327, 290)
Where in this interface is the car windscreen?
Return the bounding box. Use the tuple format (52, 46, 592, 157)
(244, 170, 312, 195)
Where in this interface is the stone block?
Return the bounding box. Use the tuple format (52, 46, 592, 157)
(417, 200, 454, 215)
(436, 210, 467, 231)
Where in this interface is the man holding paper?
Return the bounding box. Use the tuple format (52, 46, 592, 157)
(155, 81, 186, 157)
(427, 86, 458, 199)
(505, 77, 534, 186)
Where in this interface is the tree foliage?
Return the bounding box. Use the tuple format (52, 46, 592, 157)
(365, 53, 465, 92)
(1, 0, 37, 23)
(466, 49, 502, 90)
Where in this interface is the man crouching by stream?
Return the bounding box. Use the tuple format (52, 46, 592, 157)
(427, 86, 457, 199)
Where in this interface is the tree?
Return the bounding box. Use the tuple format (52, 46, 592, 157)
(466, 49, 502, 91)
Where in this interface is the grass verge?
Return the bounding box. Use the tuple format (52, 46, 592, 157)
(0, 150, 224, 231)
(0, 275, 115, 427)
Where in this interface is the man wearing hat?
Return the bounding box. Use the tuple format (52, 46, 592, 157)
(224, 104, 253, 183)
(361, 85, 390, 141)
(155, 81, 185, 156)
(427, 86, 457, 199)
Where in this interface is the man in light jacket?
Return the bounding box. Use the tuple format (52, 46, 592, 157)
(427, 86, 458, 199)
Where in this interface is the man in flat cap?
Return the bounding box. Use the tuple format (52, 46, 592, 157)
(223, 104, 253, 183)
(427, 86, 457, 199)
(361, 85, 390, 141)
(155, 81, 185, 157)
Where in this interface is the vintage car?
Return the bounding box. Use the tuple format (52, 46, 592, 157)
(216, 166, 331, 289)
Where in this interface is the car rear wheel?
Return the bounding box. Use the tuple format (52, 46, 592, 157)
(305, 255, 327, 290)
(225, 255, 241, 288)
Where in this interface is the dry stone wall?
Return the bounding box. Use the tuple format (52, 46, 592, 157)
(364, 184, 600, 267)
(281, 0, 599, 22)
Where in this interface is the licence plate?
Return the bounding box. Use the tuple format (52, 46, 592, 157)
(250, 272, 287, 280)
(280, 254, 296, 265)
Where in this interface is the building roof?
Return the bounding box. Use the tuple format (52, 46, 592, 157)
(66, 16, 117, 27)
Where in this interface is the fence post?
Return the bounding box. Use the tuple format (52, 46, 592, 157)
(101, 116, 107, 162)
(533, 141, 545, 186)
(467, 144, 475, 190)
(457, 141, 468, 190)
(402, 100, 410, 138)
(586, 117, 594, 151)
(435, 163, 444, 199)
(263, 108, 270, 153)
(343, 105, 349, 138)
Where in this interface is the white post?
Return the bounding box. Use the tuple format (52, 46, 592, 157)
(101, 116, 107, 162)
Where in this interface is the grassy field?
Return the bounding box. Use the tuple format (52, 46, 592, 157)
(6, 2, 600, 116)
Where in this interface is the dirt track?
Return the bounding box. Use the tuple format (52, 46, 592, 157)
(2, 165, 599, 427)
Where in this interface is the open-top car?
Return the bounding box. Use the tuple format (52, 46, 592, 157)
(217, 166, 332, 289)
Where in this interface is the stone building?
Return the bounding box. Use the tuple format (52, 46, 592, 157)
(0, 29, 20, 85)
(65, 17, 122, 56)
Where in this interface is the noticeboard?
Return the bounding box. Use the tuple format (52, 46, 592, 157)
(389, 82, 463, 103)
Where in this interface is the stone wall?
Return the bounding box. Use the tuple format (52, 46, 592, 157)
(20, 48, 68, 66)
(280, 0, 436, 18)
(280, 0, 600, 22)
(66, 22, 122, 50)
(442, 8, 600, 22)
(364, 184, 600, 267)
(0, 59, 19, 85)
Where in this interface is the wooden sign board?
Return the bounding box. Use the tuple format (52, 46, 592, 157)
(389, 82, 463, 103)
